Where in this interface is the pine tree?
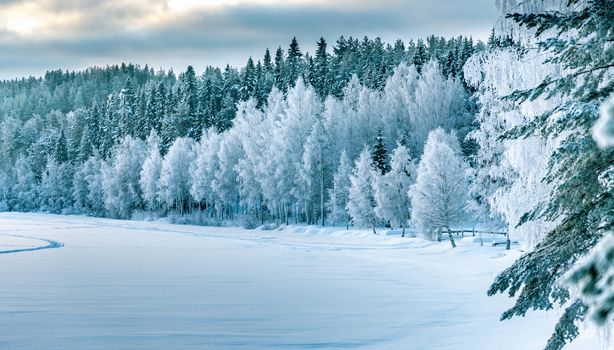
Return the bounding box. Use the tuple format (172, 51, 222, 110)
(55, 130, 69, 164)
(180, 65, 199, 139)
(88, 103, 102, 151)
(78, 125, 94, 162)
(413, 39, 427, 73)
(487, 28, 498, 48)
(274, 47, 285, 91)
(134, 88, 148, 139)
(263, 48, 273, 73)
(371, 128, 390, 175)
(312, 37, 330, 98)
(286, 37, 303, 87)
(118, 79, 136, 137)
(487, 2, 614, 349)
(240, 57, 257, 101)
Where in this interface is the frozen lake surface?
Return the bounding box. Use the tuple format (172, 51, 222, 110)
(0, 213, 601, 349)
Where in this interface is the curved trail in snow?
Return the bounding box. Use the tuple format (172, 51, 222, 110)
(0, 233, 64, 254)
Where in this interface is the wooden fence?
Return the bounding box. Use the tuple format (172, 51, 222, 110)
(445, 229, 512, 249)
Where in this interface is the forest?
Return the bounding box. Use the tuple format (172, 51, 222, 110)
(0, 34, 483, 225)
(0, 1, 612, 349)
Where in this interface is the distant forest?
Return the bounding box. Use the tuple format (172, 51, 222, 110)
(0, 35, 483, 154)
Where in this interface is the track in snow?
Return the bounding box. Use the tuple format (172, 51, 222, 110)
(0, 233, 64, 254)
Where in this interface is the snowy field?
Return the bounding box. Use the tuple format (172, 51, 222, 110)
(0, 213, 602, 350)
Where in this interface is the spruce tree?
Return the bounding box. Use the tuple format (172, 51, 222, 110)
(118, 79, 136, 137)
(263, 48, 273, 73)
(286, 37, 303, 87)
(55, 130, 69, 164)
(312, 37, 330, 98)
(180, 65, 199, 139)
(488, 2, 614, 349)
(240, 57, 256, 101)
(372, 129, 390, 175)
(413, 39, 427, 73)
(274, 47, 285, 91)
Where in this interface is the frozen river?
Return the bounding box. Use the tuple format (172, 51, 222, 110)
(0, 213, 600, 349)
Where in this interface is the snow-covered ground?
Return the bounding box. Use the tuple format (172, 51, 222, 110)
(0, 213, 602, 350)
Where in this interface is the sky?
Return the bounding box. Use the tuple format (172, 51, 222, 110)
(0, 0, 499, 80)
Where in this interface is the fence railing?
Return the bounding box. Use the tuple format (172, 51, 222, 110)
(444, 229, 512, 249)
(447, 229, 507, 237)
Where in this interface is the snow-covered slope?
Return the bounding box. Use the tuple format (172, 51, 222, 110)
(0, 213, 600, 350)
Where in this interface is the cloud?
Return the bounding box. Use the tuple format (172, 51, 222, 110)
(0, 0, 498, 79)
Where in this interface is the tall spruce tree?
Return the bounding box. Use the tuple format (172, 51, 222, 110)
(286, 37, 303, 87)
(372, 129, 390, 175)
(274, 47, 285, 91)
(55, 130, 69, 164)
(487, 2, 614, 349)
(312, 37, 330, 98)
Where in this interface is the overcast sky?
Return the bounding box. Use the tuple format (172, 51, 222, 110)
(0, 0, 499, 80)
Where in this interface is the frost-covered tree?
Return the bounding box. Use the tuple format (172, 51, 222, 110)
(464, 46, 558, 246)
(409, 128, 468, 246)
(39, 157, 74, 213)
(233, 99, 265, 216)
(253, 88, 288, 221)
(0, 34, 483, 225)
(327, 150, 352, 228)
(212, 131, 242, 219)
(190, 129, 222, 214)
(347, 147, 377, 232)
(484, 2, 614, 349)
(11, 156, 38, 212)
(373, 143, 415, 236)
(382, 63, 420, 148)
(272, 78, 321, 221)
(301, 118, 333, 225)
(158, 137, 196, 213)
(101, 136, 147, 219)
(408, 60, 470, 155)
(140, 130, 163, 211)
(566, 232, 614, 327)
(73, 153, 105, 215)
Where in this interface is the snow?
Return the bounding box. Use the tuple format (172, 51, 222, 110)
(0, 212, 602, 350)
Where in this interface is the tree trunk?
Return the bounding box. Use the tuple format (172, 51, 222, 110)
(320, 166, 325, 226)
(446, 226, 456, 248)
